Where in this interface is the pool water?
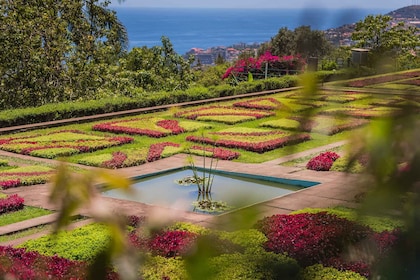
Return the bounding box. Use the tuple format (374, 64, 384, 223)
(102, 169, 316, 214)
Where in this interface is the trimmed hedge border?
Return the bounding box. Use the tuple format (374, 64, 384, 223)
(0, 76, 300, 131)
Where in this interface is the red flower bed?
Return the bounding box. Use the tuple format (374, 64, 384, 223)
(0, 246, 118, 279)
(190, 145, 240, 160)
(92, 119, 185, 138)
(233, 97, 283, 110)
(0, 179, 20, 189)
(186, 133, 310, 153)
(306, 151, 340, 171)
(147, 142, 180, 162)
(0, 194, 24, 214)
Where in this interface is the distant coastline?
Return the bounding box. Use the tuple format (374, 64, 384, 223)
(113, 7, 389, 54)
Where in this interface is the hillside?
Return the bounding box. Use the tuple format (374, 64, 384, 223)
(387, 5, 420, 19)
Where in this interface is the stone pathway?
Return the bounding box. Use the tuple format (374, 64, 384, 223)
(0, 139, 366, 245)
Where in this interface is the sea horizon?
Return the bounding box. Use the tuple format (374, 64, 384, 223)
(113, 7, 391, 54)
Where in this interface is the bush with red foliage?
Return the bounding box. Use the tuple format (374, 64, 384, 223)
(148, 230, 198, 258)
(146, 142, 180, 162)
(306, 151, 340, 171)
(0, 179, 20, 190)
(0, 246, 118, 279)
(0, 194, 24, 214)
(255, 212, 372, 267)
(102, 151, 128, 169)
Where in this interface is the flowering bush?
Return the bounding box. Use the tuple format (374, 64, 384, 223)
(306, 151, 340, 171)
(0, 179, 20, 189)
(148, 230, 198, 258)
(222, 51, 305, 80)
(255, 212, 372, 267)
(0, 194, 25, 214)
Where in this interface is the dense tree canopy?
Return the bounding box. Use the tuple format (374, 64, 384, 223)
(352, 14, 420, 69)
(0, 0, 127, 109)
(265, 26, 332, 60)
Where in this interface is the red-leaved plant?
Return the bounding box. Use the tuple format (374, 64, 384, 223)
(306, 151, 340, 171)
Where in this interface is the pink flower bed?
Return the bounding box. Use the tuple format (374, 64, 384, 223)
(186, 132, 310, 153)
(233, 97, 283, 110)
(92, 119, 185, 138)
(0, 194, 24, 214)
(306, 151, 340, 171)
(0, 179, 20, 189)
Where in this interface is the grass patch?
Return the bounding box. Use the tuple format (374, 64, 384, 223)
(0, 224, 50, 243)
(0, 206, 53, 226)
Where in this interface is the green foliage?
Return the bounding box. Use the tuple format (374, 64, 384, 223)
(118, 37, 196, 92)
(330, 156, 365, 173)
(208, 251, 300, 280)
(18, 223, 113, 261)
(300, 264, 367, 280)
(0, 0, 127, 109)
(352, 15, 420, 70)
(140, 256, 187, 280)
(217, 229, 268, 251)
(267, 25, 332, 59)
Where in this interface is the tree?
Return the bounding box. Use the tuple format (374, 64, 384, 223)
(351, 14, 420, 69)
(118, 36, 195, 92)
(267, 26, 332, 61)
(0, 0, 128, 109)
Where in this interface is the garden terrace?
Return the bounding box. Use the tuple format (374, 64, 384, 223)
(0, 70, 418, 279)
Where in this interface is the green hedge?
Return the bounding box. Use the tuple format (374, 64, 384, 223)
(300, 264, 367, 280)
(0, 76, 300, 128)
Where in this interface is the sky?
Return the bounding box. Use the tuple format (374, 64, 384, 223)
(110, 0, 415, 10)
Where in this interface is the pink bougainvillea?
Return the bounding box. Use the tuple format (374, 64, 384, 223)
(222, 51, 306, 80)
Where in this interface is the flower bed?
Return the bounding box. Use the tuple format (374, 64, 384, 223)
(346, 71, 420, 87)
(0, 194, 24, 214)
(232, 97, 283, 110)
(306, 151, 340, 171)
(147, 142, 181, 162)
(255, 212, 400, 277)
(186, 127, 310, 153)
(0, 130, 133, 159)
(174, 106, 274, 124)
(77, 148, 149, 169)
(188, 145, 240, 160)
(92, 118, 210, 138)
(0, 166, 55, 189)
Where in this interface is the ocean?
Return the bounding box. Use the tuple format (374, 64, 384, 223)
(112, 7, 390, 54)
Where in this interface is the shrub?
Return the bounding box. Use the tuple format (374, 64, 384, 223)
(255, 212, 372, 267)
(140, 255, 187, 280)
(208, 250, 300, 280)
(148, 230, 198, 258)
(300, 264, 367, 280)
(306, 151, 340, 171)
